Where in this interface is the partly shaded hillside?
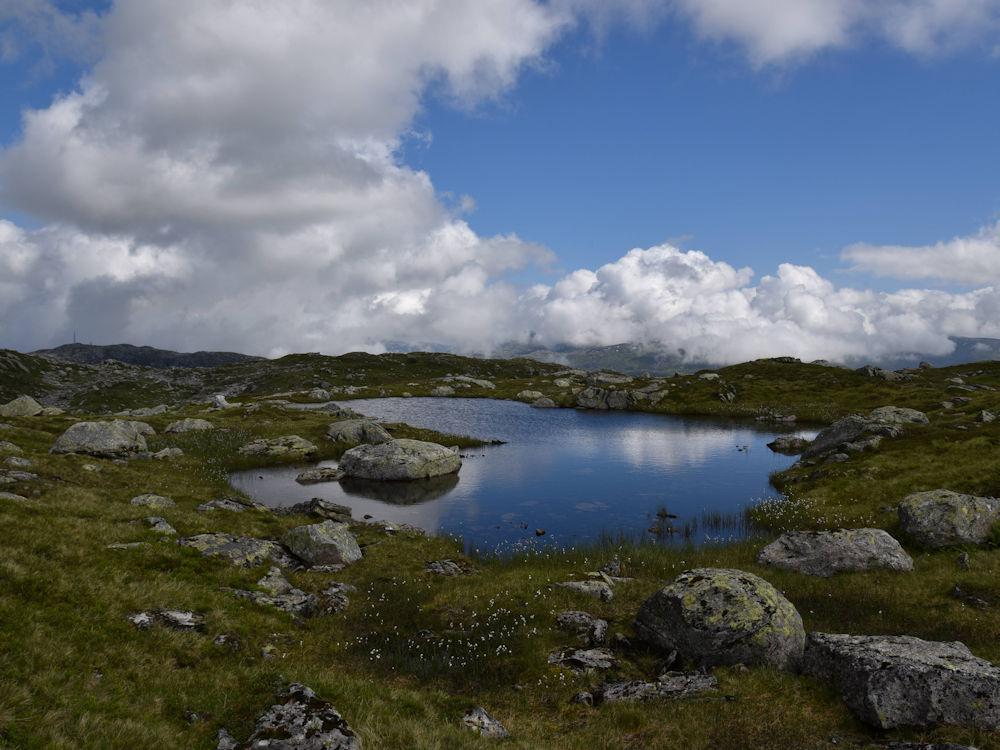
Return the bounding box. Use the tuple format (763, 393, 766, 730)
(33, 343, 264, 369)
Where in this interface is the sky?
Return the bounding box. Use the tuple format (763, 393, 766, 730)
(0, 0, 999, 364)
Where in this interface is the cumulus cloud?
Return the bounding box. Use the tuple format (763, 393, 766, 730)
(842, 222, 1000, 285)
(2, 1, 1000, 365)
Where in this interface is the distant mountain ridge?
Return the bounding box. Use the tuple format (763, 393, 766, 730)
(33, 343, 263, 369)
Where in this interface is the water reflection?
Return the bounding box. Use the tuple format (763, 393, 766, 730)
(230, 398, 814, 552)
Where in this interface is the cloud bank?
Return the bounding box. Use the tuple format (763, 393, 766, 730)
(1, 0, 999, 363)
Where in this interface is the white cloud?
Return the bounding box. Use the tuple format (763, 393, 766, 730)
(842, 222, 1000, 284)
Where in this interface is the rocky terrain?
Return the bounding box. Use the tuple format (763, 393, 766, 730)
(1, 348, 1000, 748)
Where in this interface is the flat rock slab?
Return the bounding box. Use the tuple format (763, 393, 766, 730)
(898, 489, 1000, 548)
(597, 672, 719, 704)
(803, 633, 1000, 730)
(634, 568, 804, 670)
(197, 496, 264, 513)
(548, 648, 617, 673)
(165, 418, 214, 433)
(295, 467, 345, 484)
(238, 435, 317, 458)
(218, 683, 360, 749)
(802, 407, 926, 460)
(282, 520, 362, 567)
(0, 441, 23, 455)
(338, 439, 461, 481)
(51, 420, 152, 457)
(180, 533, 298, 568)
(128, 609, 204, 631)
(758, 529, 913, 577)
(130, 493, 176, 509)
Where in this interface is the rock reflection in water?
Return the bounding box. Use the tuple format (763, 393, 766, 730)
(339, 473, 460, 505)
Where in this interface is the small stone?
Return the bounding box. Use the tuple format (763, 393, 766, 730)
(0, 441, 23, 455)
(557, 580, 614, 601)
(129, 609, 204, 631)
(462, 707, 509, 739)
(570, 691, 594, 705)
(165, 418, 215, 433)
(425, 559, 469, 576)
(152, 447, 184, 460)
(130, 493, 175, 509)
(957, 552, 971, 570)
(146, 516, 177, 535)
(555, 610, 608, 645)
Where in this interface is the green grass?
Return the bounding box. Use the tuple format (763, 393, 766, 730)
(2, 358, 1000, 748)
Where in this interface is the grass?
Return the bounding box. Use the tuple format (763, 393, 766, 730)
(2, 357, 1000, 747)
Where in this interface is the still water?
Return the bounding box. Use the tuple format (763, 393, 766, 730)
(230, 398, 812, 553)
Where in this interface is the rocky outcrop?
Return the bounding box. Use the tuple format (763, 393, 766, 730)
(757, 529, 913, 577)
(238, 435, 317, 459)
(197, 496, 265, 513)
(338, 439, 461, 481)
(634, 568, 804, 670)
(282, 520, 362, 567)
(0, 396, 43, 417)
(217, 683, 361, 749)
(278, 497, 352, 522)
(179, 533, 298, 568)
(462, 707, 508, 739)
(596, 672, 718, 704)
(326, 419, 391, 445)
(766, 435, 810, 455)
(801, 407, 927, 460)
(165, 418, 214, 433)
(229, 567, 317, 616)
(576, 387, 633, 410)
(51, 420, 152, 457)
(898, 489, 1000, 548)
(803, 633, 1000, 730)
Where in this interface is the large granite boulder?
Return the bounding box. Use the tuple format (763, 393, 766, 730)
(898, 489, 1000, 548)
(338, 439, 460, 481)
(758, 529, 913, 577)
(634, 568, 804, 670)
(179, 533, 297, 568)
(282, 520, 362, 567)
(803, 633, 1000, 730)
(51, 420, 152, 457)
(326, 419, 391, 445)
(165, 418, 214, 433)
(217, 683, 360, 749)
(238, 435, 317, 459)
(0, 396, 43, 417)
(802, 407, 927, 459)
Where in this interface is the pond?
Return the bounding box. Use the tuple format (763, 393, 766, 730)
(230, 398, 814, 554)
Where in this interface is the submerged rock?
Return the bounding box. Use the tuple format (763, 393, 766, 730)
(766, 435, 810, 455)
(0, 396, 43, 417)
(462, 707, 508, 739)
(758, 529, 913, 577)
(165, 418, 214, 433)
(803, 633, 1000, 730)
(179, 533, 298, 568)
(326, 419, 392, 445)
(51, 420, 152, 457)
(238, 435, 317, 459)
(338, 439, 461, 481)
(898, 489, 1000, 548)
(634, 568, 804, 670)
(596, 672, 719, 704)
(282, 520, 362, 567)
(295, 467, 345, 484)
(218, 683, 361, 749)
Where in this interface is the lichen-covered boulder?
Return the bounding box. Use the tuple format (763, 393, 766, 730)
(218, 683, 361, 749)
(238, 435, 317, 459)
(326, 419, 391, 445)
(165, 418, 214, 433)
(0, 396, 43, 417)
(282, 520, 362, 567)
(338, 439, 461, 481)
(758, 529, 913, 577)
(898, 489, 1000, 548)
(51, 420, 152, 457)
(634, 568, 804, 670)
(179, 533, 297, 568)
(803, 633, 1000, 730)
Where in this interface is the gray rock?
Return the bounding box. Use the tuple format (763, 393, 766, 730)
(230, 567, 317, 616)
(757, 529, 913, 577)
(556, 580, 613, 601)
(315, 402, 361, 418)
(531, 397, 557, 408)
(322, 582, 356, 614)
(548, 648, 617, 673)
(977, 410, 996, 423)
(51, 420, 152, 457)
(165, 418, 214, 433)
(179, 533, 298, 568)
(0, 396, 43, 417)
(597, 672, 719, 704)
(0, 440, 22, 455)
(0, 491, 28, 503)
(699, 372, 720, 381)
(555, 610, 608, 645)
(634, 568, 804, 670)
(295, 466, 345, 484)
(338, 439, 461, 481)
(238, 435, 318, 458)
(130, 493, 176, 509)
(898, 489, 1000, 548)
(211, 394, 233, 409)
(282, 520, 362, 567)
(279, 497, 352, 521)
(197, 496, 264, 513)
(326, 419, 391, 445)
(868, 406, 930, 425)
(803, 633, 1000, 730)
(445, 376, 496, 389)
(127, 404, 168, 417)
(802, 407, 926, 460)
(128, 609, 204, 631)
(462, 707, 508, 739)
(430, 385, 455, 397)
(219, 683, 360, 749)
(3, 456, 31, 468)
(146, 516, 177, 535)
(152, 447, 184, 460)
(425, 559, 470, 576)
(766, 435, 810, 455)
(517, 390, 544, 401)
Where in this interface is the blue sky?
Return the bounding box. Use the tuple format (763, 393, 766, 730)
(1, 1, 999, 361)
